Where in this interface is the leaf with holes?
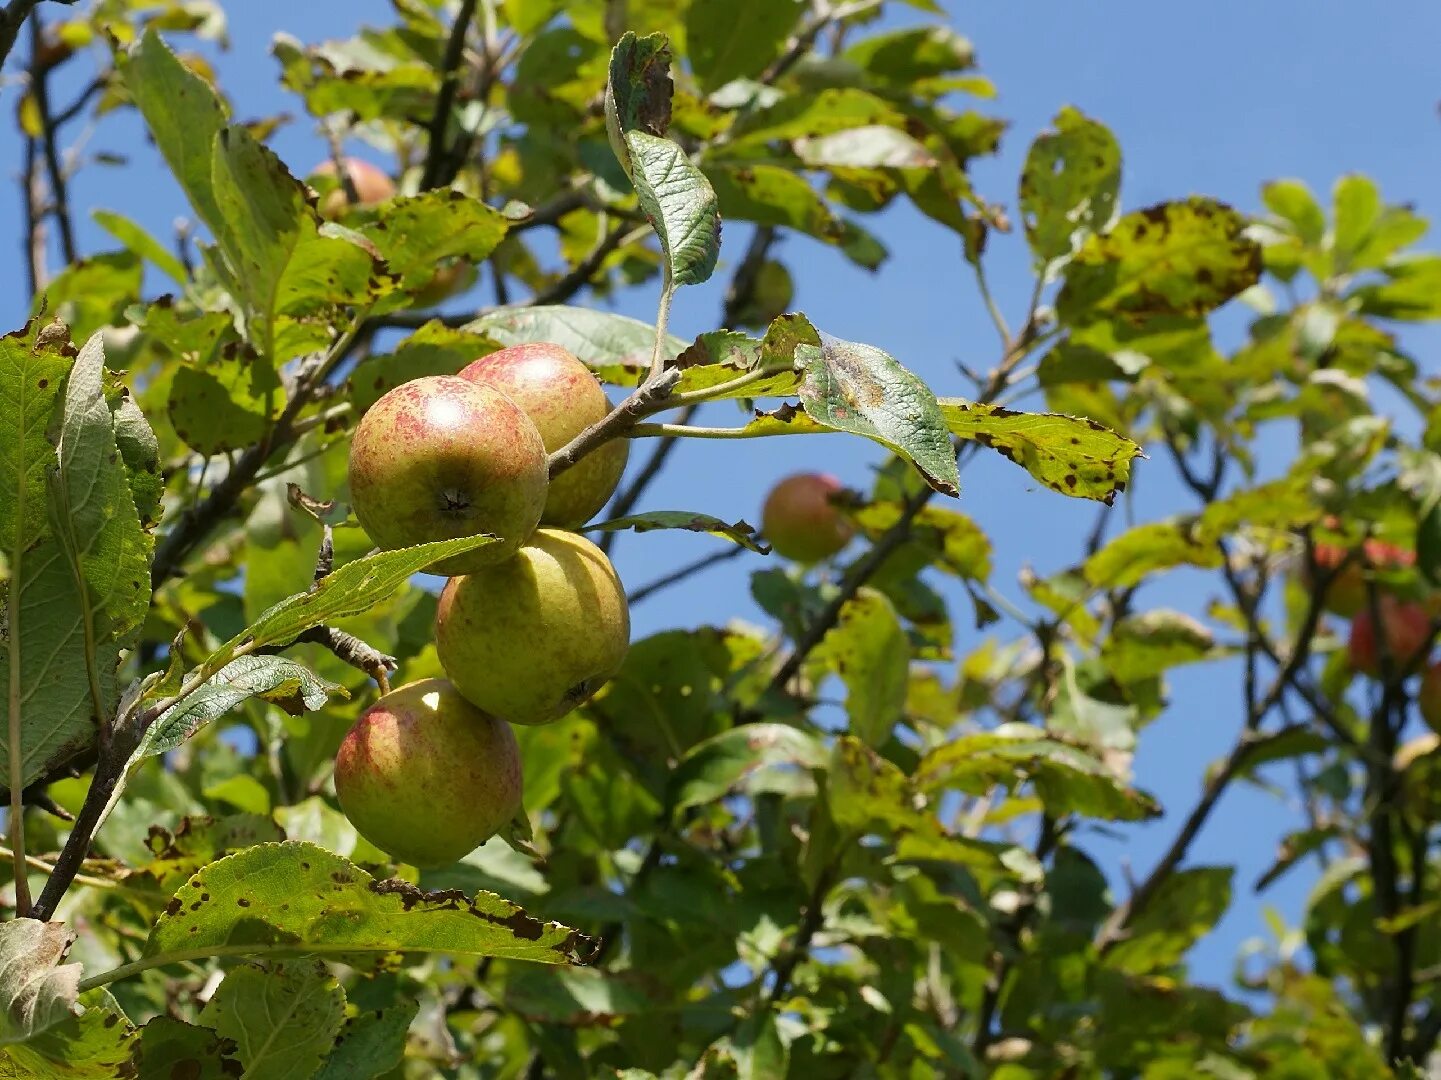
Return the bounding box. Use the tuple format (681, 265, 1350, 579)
(1019, 106, 1121, 272)
(358, 190, 510, 292)
(938, 400, 1141, 505)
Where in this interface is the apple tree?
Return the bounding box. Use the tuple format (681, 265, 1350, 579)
(2, 0, 1440, 1076)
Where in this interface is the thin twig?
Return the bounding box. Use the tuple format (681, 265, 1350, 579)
(418, 0, 479, 191)
(627, 545, 747, 605)
(30, 15, 75, 266)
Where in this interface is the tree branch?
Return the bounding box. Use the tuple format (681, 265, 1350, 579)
(627, 545, 746, 605)
(29, 14, 75, 266)
(418, 0, 478, 191)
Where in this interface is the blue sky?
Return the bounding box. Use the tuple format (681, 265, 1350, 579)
(5, 1, 1441, 989)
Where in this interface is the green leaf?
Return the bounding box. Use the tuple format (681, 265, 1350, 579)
(314, 1001, 418, 1080)
(0, 989, 136, 1079)
(1106, 867, 1233, 975)
(0, 921, 81, 1044)
(606, 34, 721, 287)
(707, 163, 851, 250)
(727, 87, 907, 149)
(816, 588, 910, 747)
(104, 841, 594, 983)
(841, 25, 975, 86)
(1084, 520, 1222, 589)
(1019, 106, 1120, 271)
(775, 314, 959, 496)
(358, 190, 510, 290)
(120, 30, 228, 234)
(110, 394, 163, 529)
(199, 962, 345, 1080)
(937, 400, 1141, 504)
(466, 305, 687, 372)
(137, 655, 346, 762)
(32, 253, 143, 344)
(854, 501, 991, 580)
(1101, 609, 1217, 683)
(686, 0, 802, 92)
(1331, 173, 1380, 267)
(1262, 178, 1325, 245)
(505, 968, 651, 1024)
(796, 126, 937, 169)
(134, 1017, 240, 1080)
(915, 725, 1160, 821)
(588, 511, 767, 552)
(92, 208, 189, 284)
(1057, 198, 1262, 324)
(1352, 254, 1441, 321)
(167, 343, 280, 455)
(349, 321, 499, 413)
(669, 723, 827, 814)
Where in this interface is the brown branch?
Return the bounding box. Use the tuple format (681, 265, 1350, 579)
(30, 750, 124, 919)
(29, 15, 75, 266)
(546, 368, 680, 479)
(418, 0, 478, 191)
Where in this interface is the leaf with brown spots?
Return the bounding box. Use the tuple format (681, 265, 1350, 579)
(588, 511, 769, 553)
(0, 988, 138, 1078)
(1057, 197, 1262, 324)
(937, 399, 1141, 504)
(134, 1016, 240, 1080)
(1019, 106, 1121, 271)
(199, 962, 344, 1080)
(100, 841, 594, 987)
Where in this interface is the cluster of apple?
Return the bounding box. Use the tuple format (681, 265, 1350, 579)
(333, 341, 630, 867)
(1312, 539, 1441, 728)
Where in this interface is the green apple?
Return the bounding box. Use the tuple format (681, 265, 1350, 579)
(460, 343, 629, 527)
(312, 157, 395, 219)
(761, 472, 854, 563)
(348, 375, 547, 575)
(334, 679, 522, 868)
(435, 529, 630, 724)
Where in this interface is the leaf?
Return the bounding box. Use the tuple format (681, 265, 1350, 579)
(0, 989, 136, 1079)
(686, 0, 802, 92)
(915, 725, 1160, 821)
(92, 208, 189, 284)
(466, 305, 687, 373)
(841, 25, 975, 86)
(937, 400, 1141, 504)
(1105, 867, 1233, 975)
(349, 322, 499, 413)
(1084, 520, 1222, 589)
(773, 314, 959, 496)
(588, 511, 768, 552)
(214, 533, 499, 664)
(168, 341, 280, 455)
(669, 723, 827, 813)
(199, 962, 345, 1080)
(120, 30, 228, 234)
(1101, 609, 1217, 683)
(1019, 106, 1120, 271)
(797, 125, 937, 169)
(1352, 254, 1441, 321)
(0, 921, 81, 1044)
(313, 1001, 417, 1080)
(109, 393, 163, 529)
(504, 968, 651, 1025)
(815, 588, 910, 747)
(727, 87, 907, 148)
(117, 841, 594, 981)
(854, 501, 992, 580)
(358, 190, 510, 290)
(0, 320, 103, 789)
(134, 1017, 240, 1080)
(1057, 198, 1262, 324)
(137, 655, 346, 762)
(1262, 179, 1325, 245)
(606, 34, 721, 287)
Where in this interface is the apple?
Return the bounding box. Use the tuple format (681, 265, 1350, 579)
(1347, 596, 1432, 679)
(435, 529, 630, 724)
(1308, 539, 1414, 618)
(348, 375, 548, 575)
(410, 260, 475, 308)
(313, 157, 396, 219)
(334, 678, 522, 868)
(460, 343, 629, 528)
(762, 472, 854, 563)
(1419, 663, 1441, 733)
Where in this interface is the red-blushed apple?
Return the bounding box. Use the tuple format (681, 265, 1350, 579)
(761, 472, 854, 563)
(1308, 540, 1415, 617)
(1420, 663, 1441, 733)
(348, 375, 547, 575)
(1347, 596, 1432, 678)
(435, 529, 630, 724)
(313, 157, 395, 219)
(334, 678, 522, 867)
(460, 343, 629, 527)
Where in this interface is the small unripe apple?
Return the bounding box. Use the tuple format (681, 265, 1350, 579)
(1347, 597, 1432, 678)
(411, 260, 474, 308)
(1419, 664, 1441, 733)
(460, 343, 629, 528)
(334, 679, 522, 867)
(1307, 539, 1414, 618)
(436, 529, 630, 724)
(348, 375, 548, 575)
(761, 472, 854, 563)
(313, 157, 396, 219)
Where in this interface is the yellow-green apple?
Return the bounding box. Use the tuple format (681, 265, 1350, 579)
(348, 375, 547, 575)
(761, 472, 854, 563)
(1347, 596, 1431, 678)
(312, 157, 396, 219)
(334, 678, 522, 867)
(436, 529, 630, 724)
(460, 343, 629, 527)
